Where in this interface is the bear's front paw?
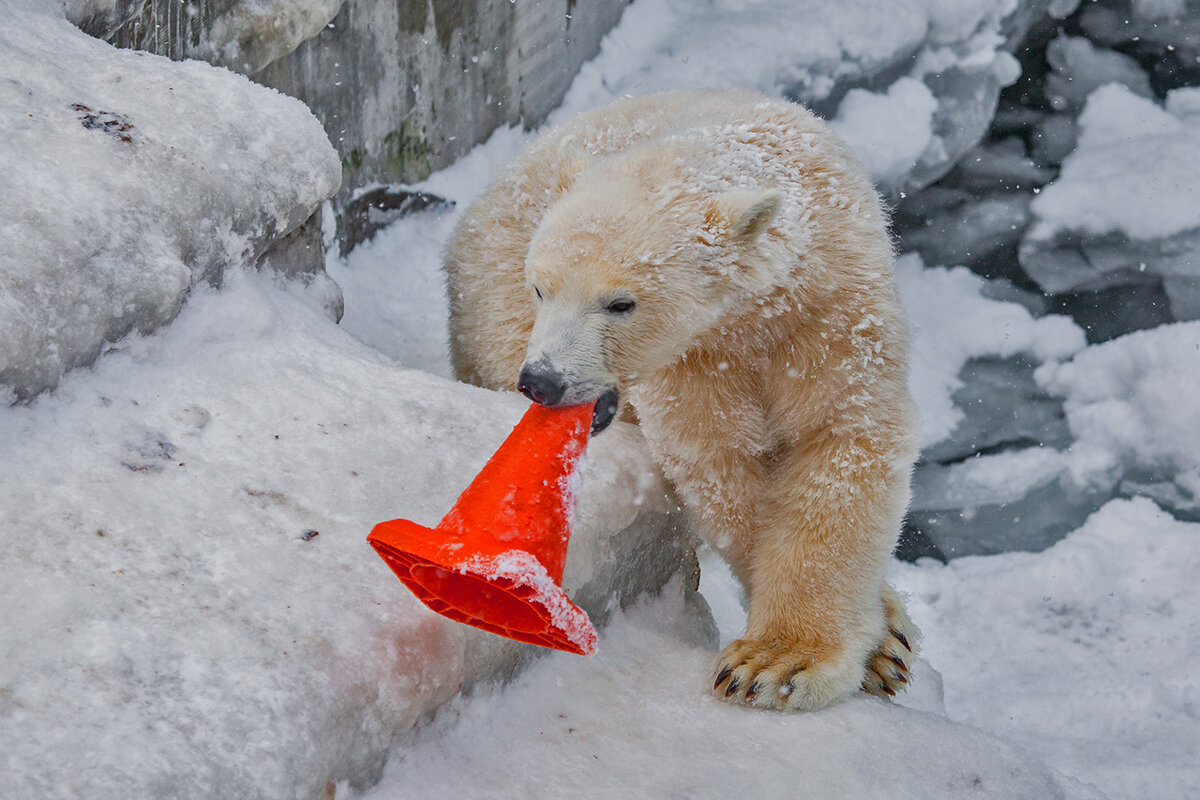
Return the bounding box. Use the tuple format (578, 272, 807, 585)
(712, 637, 862, 712)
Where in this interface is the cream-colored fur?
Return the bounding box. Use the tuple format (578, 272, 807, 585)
(446, 89, 920, 711)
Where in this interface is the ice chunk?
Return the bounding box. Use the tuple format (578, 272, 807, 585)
(918, 354, 1073, 466)
(0, 4, 341, 400)
(898, 192, 1032, 273)
(554, 0, 1033, 195)
(1028, 84, 1200, 242)
(896, 254, 1086, 448)
(1036, 320, 1200, 512)
(1022, 84, 1200, 319)
(906, 447, 1104, 557)
(1044, 33, 1154, 113)
(832, 78, 939, 186)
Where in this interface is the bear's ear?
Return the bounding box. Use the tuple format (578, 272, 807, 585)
(554, 135, 592, 192)
(714, 189, 783, 241)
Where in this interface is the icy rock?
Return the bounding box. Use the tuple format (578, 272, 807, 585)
(944, 137, 1056, 194)
(0, 3, 342, 400)
(1036, 320, 1200, 518)
(336, 188, 454, 256)
(1021, 84, 1200, 320)
(896, 254, 1087, 450)
(896, 257, 1095, 559)
(1080, 0, 1200, 55)
(919, 355, 1072, 465)
(1051, 277, 1177, 343)
(0, 270, 692, 799)
(553, 0, 1044, 197)
(906, 448, 1106, 558)
(905, 356, 1084, 560)
(1044, 33, 1154, 113)
(1030, 111, 1078, 167)
(908, 320, 1200, 559)
(897, 192, 1032, 276)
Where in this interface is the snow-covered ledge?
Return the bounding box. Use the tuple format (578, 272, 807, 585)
(0, 0, 342, 401)
(0, 271, 693, 797)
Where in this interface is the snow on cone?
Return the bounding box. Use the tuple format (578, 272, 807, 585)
(368, 402, 598, 655)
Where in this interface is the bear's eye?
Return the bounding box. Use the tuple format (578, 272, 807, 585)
(606, 298, 636, 315)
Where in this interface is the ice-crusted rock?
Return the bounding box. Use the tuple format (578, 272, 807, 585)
(0, 1, 342, 401)
(918, 355, 1073, 465)
(896, 254, 1086, 450)
(0, 270, 692, 799)
(1080, 0, 1200, 71)
(1044, 33, 1154, 112)
(906, 448, 1106, 558)
(1020, 84, 1200, 321)
(1036, 320, 1200, 519)
(895, 256, 1094, 559)
(897, 191, 1033, 278)
(70, 0, 633, 209)
(556, 0, 1050, 197)
(906, 320, 1200, 559)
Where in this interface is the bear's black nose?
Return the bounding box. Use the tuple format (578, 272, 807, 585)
(518, 364, 566, 406)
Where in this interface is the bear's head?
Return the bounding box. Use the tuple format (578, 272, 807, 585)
(518, 142, 783, 433)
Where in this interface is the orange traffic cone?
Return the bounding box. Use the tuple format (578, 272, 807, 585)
(368, 402, 598, 655)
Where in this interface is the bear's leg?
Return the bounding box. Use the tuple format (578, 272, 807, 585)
(711, 432, 913, 711)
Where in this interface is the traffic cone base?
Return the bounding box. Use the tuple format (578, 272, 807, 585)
(368, 403, 598, 655)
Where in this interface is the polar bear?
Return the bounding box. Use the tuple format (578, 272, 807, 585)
(445, 89, 919, 711)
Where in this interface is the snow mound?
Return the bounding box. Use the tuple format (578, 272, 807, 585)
(350, 575, 1104, 800)
(894, 497, 1200, 800)
(1030, 83, 1200, 242)
(0, 269, 688, 799)
(0, 2, 341, 400)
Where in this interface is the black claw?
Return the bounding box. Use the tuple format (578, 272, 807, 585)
(725, 678, 741, 699)
(890, 655, 906, 671)
(879, 683, 896, 697)
(893, 670, 908, 684)
(714, 667, 732, 691)
(745, 682, 760, 702)
(891, 629, 911, 651)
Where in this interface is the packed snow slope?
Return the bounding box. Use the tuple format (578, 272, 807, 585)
(0, 270, 691, 799)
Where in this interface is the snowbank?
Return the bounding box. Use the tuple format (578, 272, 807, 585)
(350, 574, 1104, 800)
(893, 497, 1200, 800)
(0, 1, 341, 401)
(0, 270, 689, 799)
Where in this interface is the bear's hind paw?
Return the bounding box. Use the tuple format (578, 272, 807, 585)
(861, 586, 919, 699)
(860, 627, 913, 698)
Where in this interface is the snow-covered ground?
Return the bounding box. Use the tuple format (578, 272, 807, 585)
(5, 0, 1199, 798)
